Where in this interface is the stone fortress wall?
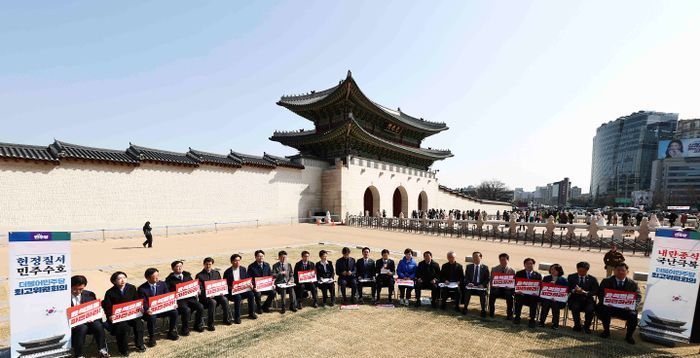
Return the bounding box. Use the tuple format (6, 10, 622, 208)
(0, 153, 509, 235)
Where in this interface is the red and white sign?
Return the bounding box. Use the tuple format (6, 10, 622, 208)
(297, 270, 317, 284)
(396, 278, 414, 287)
(515, 278, 541, 296)
(204, 279, 227, 298)
(230, 278, 253, 295)
(112, 299, 143, 323)
(603, 289, 637, 310)
(67, 299, 103, 328)
(540, 283, 568, 303)
(175, 280, 200, 300)
(148, 292, 177, 315)
(254, 276, 274, 292)
(491, 273, 515, 288)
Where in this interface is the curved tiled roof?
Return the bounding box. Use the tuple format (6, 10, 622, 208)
(0, 142, 58, 163)
(277, 71, 448, 134)
(187, 148, 242, 168)
(49, 140, 139, 165)
(127, 144, 199, 167)
(229, 151, 276, 169)
(263, 153, 304, 169)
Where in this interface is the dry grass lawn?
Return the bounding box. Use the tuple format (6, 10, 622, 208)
(1, 224, 698, 357)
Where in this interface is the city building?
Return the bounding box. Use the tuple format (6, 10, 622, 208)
(570, 186, 582, 199)
(676, 119, 700, 139)
(0, 72, 510, 233)
(590, 111, 678, 204)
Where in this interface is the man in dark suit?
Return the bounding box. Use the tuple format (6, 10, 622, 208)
(70, 275, 109, 358)
(294, 250, 318, 309)
(597, 263, 641, 344)
(567, 261, 599, 333)
(415, 251, 440, 308)
(102, 271, 145, 357)
(247, 250, 276, 314)
(440, 251, 464, 312)
(316, 250, 336, 306)
(463, 251, 490, 317)
(513, 258, 542, 328)
(165, 260, 205, 335)
(196, 257, 232, 330)
(356, 247, 376, 303)
(138, 268, 179, 347)
(336, 247, 358, 304)
(272, 250, 298, 313)
(489, 253, 516, 319)
(223, 254, 257, 324)
(375, 249, 396, 303)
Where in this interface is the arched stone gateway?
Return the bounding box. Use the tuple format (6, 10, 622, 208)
(392, 186, 408, 218)
(363, 186, 380, 217)
(418, 190, 428, 212)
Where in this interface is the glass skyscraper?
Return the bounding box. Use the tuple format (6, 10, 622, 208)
(590, 111, 678, 202)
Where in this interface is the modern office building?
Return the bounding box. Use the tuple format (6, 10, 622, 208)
(676, 119, 700, 139)
(651, 157, 700, 208)
(590, 111, 678, 203)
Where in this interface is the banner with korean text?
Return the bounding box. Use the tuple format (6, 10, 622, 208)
(230, 278, 253, 295)
(67, 300, 103, 328)
(148, 292, 177, 315)
(204, 279, 227, 298)
(540, 283, 568, 303)
(112, 299, 143, 323)
(9, 231, 72, 358)
(641, 229, 700, 343)
(491, 273, 515, 288)
(515, 278, 540, 296)
(297, 270, 317, 284)
(254, 276, 274, 292)
(175, 280, 199, 300)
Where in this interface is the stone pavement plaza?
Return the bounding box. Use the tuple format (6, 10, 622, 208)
(1, 224, 697, 357)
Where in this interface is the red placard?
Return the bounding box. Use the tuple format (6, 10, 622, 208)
(230, 278, 253, 295)
(540, 283, 568, 302)
(491, 273, 515, 288)
(112, 299, 143, 323)
(175, 280, 200, 300)
(515, 278, 541, 296)
(204, 279, 228, 298)
(67, 299, 103, 328)
(297, 270, 317, 284)
(603, 289, 637, 310)
(396, 278, 414, 287)
(148, 292, 177, 315)
(254, 276, 274, 292)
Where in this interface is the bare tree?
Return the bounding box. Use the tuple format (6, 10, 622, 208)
(476, 180, 511, 201)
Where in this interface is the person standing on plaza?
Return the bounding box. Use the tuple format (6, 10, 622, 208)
(142, 221, 153, 248)
(603, 243, 625, 277)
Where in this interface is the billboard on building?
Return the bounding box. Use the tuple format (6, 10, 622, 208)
(658, 138, 700, 159)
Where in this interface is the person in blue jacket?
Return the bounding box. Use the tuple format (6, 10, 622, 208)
(539, 263, 568, 329)
(397, 248, 418, 306)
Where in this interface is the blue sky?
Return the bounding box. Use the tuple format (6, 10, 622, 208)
(2, 1, 700, 192)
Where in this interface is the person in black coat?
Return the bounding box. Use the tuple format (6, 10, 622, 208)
(165, 260, 205, 335)
(316, 250, 336, 306)
(440, 251, 464, 311)
(596, 263, 641, 344)
(196, 257, 232, 330)
(538, 264, 568, 329)
(567, 261, 599, 333)
(142, 221, 153, 248)
(335, 247, 358, 304)
(293, 250, 318, 309)
(513, 258, 542, 328)
(356, 247, 377, 303)
(102, 271, 145, 356)
(223, 254, 257, 323)
(375, 249, 396, 303)
(247, 250, 276, 314)
(463, 251, 490, 316)
(70, 275, 109, 358)
(138, 268, 179, 347)
(415, 251, 440, 308)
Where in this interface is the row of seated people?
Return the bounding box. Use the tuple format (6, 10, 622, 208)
(69, 247, 641, 357)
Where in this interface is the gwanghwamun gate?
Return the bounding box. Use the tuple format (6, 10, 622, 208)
(0, 71, 510, 236)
